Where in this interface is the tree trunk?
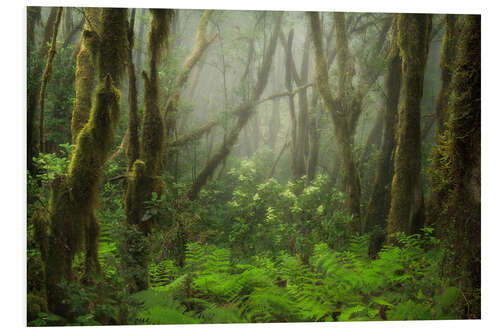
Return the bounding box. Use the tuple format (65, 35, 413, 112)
(125, 9, 174, 292)
(71, 8, 100, 143)
(188, 12, 283, 200)
(387, 14, 432, 239)
(431, 15, 481, 317)
(427, 15, 460, 229)
(309, 12, 363, 234)
(38, 7, 63, 154)
(364, 16, 402, 257)
(27, 7, 57, 173)
(44, 8, 128, 316)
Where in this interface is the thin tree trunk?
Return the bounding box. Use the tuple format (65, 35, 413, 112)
(27, 6, 42, 175)
(364, 16, 402, 257)
(38, 7, 63, 154)
(125, 9, 174, 291)
(189, 12, 283, 200)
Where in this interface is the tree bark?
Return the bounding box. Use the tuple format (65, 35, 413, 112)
(44, 8, 128, 316)
(364, 16, 402, 257)
(38, 7, 63, 154)
(387, 14, 432, 239)
(309, 12, 363, 234)
(430, 15, 480, 317)
(125, 9, 174, 292)
(427, 15, 461, 228)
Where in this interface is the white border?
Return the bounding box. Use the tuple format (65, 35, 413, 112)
(3, 0, 499, 332)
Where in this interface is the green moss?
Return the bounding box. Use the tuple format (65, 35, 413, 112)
(71, 30, 98, 142)
(387, 14, 432, 238)
(428, 15, 480, 317)
(124, 10, 174, 292)
(364, 15, 402, 256)
(97, 8, 128, 85)
(27, 293, 48, 322)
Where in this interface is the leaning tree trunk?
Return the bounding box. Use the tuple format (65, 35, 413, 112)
(188, 12, 283, 200)
(364, 15, 402, 257)
(387, 14, 432, 239)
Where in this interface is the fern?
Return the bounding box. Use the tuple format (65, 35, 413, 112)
(150, 259, 178, 287)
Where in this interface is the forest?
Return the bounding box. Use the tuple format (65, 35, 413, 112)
(26, 6, 481, 326)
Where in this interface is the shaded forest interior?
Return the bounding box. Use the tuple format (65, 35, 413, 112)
(27, 7, 480, 325)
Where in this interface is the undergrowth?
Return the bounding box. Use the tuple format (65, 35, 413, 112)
(131, 229, 461, 324)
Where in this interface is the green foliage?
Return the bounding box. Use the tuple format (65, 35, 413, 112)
(123, 230, 459, 325)
(32, 143, 74, 186)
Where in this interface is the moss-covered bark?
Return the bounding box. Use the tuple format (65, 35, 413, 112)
(44, 8, 128, 316)
(430, 15, 481, 317)
(387, 14, 432, 239)
(364, 16, 402, 256)
(309, 12, 363, 234)
(46, 76, 122, 315)
(71, 8, 100, 143)
(125, 9, 174, 291)
(427, 15, 461, 229)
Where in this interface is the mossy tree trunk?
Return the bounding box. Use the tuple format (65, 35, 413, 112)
(309, 12, 363, 234)
(364, 16, 402, 256)
(430, 15, 481, 317)
(125, 9, 174, 292)
(44, 8, 128, 317)
(427, 15, 461, 231)
(71, 8, 100, 143)
(387, 14, 432, 239)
